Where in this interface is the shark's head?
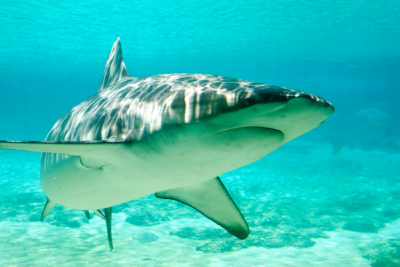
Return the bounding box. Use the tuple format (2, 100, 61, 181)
(205, 83, 335, 144)
(134, 76, 335, 179)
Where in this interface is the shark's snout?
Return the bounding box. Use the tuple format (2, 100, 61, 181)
(285, 91, 335, 112)
(253, 86, 334, 111)
(240, 86, 335, 144)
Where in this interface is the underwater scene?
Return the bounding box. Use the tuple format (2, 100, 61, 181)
(1, 1, 400, 266)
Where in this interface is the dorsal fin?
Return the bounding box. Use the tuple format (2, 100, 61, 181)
(98, 37, 130, 92)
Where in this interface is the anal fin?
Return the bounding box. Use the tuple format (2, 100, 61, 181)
(0, 140, 128, 169)
(156, 177, 249, 240)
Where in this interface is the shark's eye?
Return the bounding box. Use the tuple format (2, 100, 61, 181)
(243, 97, 255, 107)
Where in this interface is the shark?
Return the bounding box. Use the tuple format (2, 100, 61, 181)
(0, 37, 335, 250)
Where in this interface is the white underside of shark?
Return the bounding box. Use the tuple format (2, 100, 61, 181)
(0, 37, 335, 250)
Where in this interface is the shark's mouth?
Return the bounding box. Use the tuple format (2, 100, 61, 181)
(217, 126, 284, 137)
(215, 126, 285, 160)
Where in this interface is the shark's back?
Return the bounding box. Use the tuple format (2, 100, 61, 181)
(45, 73, 262, 143)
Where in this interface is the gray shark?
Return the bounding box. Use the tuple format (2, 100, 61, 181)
(0, 38, 334, 250)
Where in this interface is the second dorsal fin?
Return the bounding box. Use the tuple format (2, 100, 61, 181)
(98, 37, 130, 92)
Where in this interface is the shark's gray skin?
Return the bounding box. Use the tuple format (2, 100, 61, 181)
(0, 38, 335, 250)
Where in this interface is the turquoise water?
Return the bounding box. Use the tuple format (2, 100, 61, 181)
(1, 1, 400, 266)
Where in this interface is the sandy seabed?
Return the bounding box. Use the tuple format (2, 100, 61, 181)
(1, 215, 399, 266)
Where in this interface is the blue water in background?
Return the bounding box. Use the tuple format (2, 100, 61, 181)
(1, 0, 399, 141)
(0, 1, 400, 266)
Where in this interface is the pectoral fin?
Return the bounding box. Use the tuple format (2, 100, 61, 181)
(0, 140, 129, 168)
(84, 210, 91, 220)
(93, 209, 106, 220)
(40, 198, 56, 221)
(156, 177, 249, 240)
